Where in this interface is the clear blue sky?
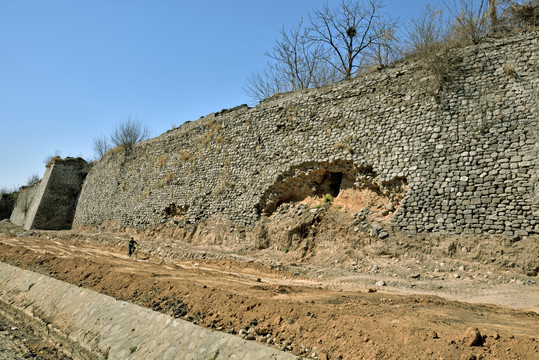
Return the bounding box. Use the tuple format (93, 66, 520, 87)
(0, 0, 429, 190)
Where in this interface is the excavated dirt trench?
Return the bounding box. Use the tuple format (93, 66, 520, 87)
(0, 218, 537, 360)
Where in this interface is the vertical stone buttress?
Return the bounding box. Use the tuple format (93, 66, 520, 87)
(23, 158, 88, 230)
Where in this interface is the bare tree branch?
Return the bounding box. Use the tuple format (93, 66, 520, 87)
(308, 0, 391, 78)
(362, 19, 400, 69)
(244, 67, 288, 102)
(405, 3, 449, 54)
(489, 0, 499, 30)
(111, 116, 150, 150)
(93, 135, 111, 159)
(244, 18, 339, 102)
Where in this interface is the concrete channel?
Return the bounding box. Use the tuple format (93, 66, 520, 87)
(0, 261, 298, 360)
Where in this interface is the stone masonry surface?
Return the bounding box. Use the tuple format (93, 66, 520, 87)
(0, 261, 297, 360)
(23, 158, 88, 230)
(74, 31, 539, 236)
(0, 194, 14, 220)
(10, 183, 39, 227)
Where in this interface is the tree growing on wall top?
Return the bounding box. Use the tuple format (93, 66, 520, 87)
(110, 116, 150, 151)
(26, 173, 40, 186)
(92, 135, 111, 160)
(43, 150, 62, 166)
(441, 0, 520, 43)
(507, 0, 539, 27)
(308, 0, 394, 79)
(246, 0, 533, 102)
(245, 0, 396, 102)
(93, 116, 150, 159)
(244, 19, 339, 101)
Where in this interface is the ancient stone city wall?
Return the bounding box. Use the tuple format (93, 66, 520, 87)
(74, 31, 539, 236)
(10, 183, 40, 227)
(12, 158, 88, 230)
(0, 193, 15, 220)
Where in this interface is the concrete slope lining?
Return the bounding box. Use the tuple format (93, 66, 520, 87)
(0, 261, 297, 360)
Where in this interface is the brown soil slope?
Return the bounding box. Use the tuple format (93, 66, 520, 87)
(0, 229, 537, 360)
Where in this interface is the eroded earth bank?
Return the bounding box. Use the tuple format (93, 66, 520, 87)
(0, 208, 537, 360)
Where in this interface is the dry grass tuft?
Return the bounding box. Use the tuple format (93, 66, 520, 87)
(504, 65, 517, 78)
(104, 146, 124, 157)
(46, 156, 62, 167)
(179, 150, 192, 161)
(158, 154, 168, 170)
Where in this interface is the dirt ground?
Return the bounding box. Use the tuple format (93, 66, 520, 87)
(0, 211, 538, 360)
(0, 309, 71, 360)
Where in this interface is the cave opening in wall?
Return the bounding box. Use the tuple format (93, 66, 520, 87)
(162, 203, 189, 220)
(255, 161, 408, 218)
(276, 170, 346, 206)
(256, 161, 357, 215)
(322, 172, 343, 198)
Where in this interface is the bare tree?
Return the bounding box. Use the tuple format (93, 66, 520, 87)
(308, 0, 392, 79)
(245, 0, 395, 101)
(92, 135, 111, 159)
(442, 0, 514, 42)
(244, 19, 338, 102)
(244, 67, 288, 102)
(26, 173, 40, 186)
(485, 0, 517, 30)
(405, 4, 449, 54)
(362, 19, 400, 69)
(268, 20, 329, 89)
(489, 0, 499, 30)
(403, 4, 460, 100)
(446, 0, 491, 42)
(43, 150, 61, 166)
(507, 0, 539, 27)
(111, 116, 150, 150)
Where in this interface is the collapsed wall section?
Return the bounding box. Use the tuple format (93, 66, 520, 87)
(253, 160, 407, 216)
(74, 31, 539, 236)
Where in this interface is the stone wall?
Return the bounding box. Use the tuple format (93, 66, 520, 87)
(533, 78, 539, 217)
(21, 158, 88, 230)
(0, 261, 296, 360)
(0, 193, 14, 220)
(10, 183, 39, 226)
(74, 31, 539, 236)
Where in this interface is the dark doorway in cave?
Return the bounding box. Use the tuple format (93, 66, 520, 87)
(327, 172, 343, 197)
(255, 161, 357, 216)
(316, 171, 344, 198)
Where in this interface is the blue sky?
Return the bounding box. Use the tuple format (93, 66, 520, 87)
(0, 0, 429, 190)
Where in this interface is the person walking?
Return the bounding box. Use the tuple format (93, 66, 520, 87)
(128, 237, 138, 258)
